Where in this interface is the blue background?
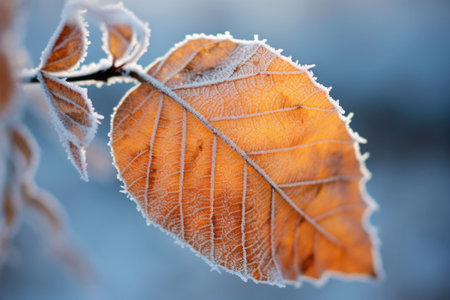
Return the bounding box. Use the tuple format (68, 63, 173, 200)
(1, 0, 449, 299)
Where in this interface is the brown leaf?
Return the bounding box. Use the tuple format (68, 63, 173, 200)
(9, 124, 63, 231)
(93, 2, 150, 66)
(41, 12, 87, 73)
(2, 186, 17, 229)
(0, 184, 20, 259)
(38, 72, 101, 180)
(7, 124, 94, 283)
(110, 34, 381, 286)
(9, 125, 64, 234)
(0, 0, 18, 117)
(21, 181, 64, 232)
(1, 125, 38, 259)
(0, 49, 14, 116)
(67, 140, 87, 180)
(11, 126, 37, 168)
(105, 23, 133, 64)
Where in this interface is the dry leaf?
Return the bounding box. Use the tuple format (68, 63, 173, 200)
(11, 126, 37, 168)
(37, 72, 102, 180)
(91, 2, 150, 66)
(0, 185, 20, 258)
(40, 7, 88, 73)
(9, 125, 63, 232)
(105, 23, 133, 64)
(110, 34, 381, 286)
(0, 125, 31, 260)
(21, 183, 64, 232)
(0, 48, 14, 116)
(0, 0, 18, 117)
(37, 4, 103, 180)
(8, 124, 95, 282)
(66, 140, 88, 180)
(0, 0, 26, 263)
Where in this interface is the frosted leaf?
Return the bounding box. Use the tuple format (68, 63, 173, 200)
(37, 72, 102, 181)
(111, 34, 382, 287)
(66, 140, 88, 181)
(40, 3, 89, 73)
(88, 2, 150, 66)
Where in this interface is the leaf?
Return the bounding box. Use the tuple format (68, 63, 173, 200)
(10, 125, 37, 169)
(0, 48, 15, 116)
(38, 72, 102, 180)
(0, 124, 36, 260)
(40, 6, 88, 73)
(105, 23, 133, 63)
(0, 185, 20, 259)
(9, 125, 64, 231)
(8, 124, 95, 283)
(0, 0, 18, 117)
(110, 34, 381, 286)
(21, 182, 64, 232)
(11, 125, 63, 232)
(94, 2, 150, 66)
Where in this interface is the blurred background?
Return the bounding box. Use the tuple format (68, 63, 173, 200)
(1, 0, 449, 299)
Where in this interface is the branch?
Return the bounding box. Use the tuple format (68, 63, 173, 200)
(20, 66, 127, 85)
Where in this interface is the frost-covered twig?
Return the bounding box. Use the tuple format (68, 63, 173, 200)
(21, 66, 124, 84)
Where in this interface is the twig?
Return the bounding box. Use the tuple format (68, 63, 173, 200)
(20, 66, 126, 84)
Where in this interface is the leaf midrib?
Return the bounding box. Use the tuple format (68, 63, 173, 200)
(127, 67, 342, 247)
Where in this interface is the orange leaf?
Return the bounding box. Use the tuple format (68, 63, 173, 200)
(105, 23, 133, 63)
(92, 2, 150, 66)
(41, 10, 88, 73)
(38, 72, 101, 181)
(111, 34, 381, 286)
